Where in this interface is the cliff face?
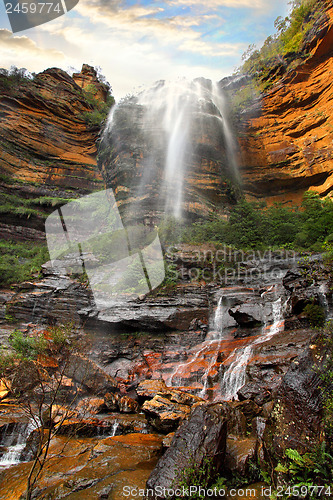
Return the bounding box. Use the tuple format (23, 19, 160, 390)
(0, 65, 107, 241)
(239, 1, 333, 204)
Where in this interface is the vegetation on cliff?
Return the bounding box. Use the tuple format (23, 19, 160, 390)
(159, 193, 333, 251)
(239, 0, 326, 85)
(227, 0, 328, 116)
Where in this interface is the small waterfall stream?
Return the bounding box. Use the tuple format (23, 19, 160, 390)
(164, 284, 288, 400)
(0, 421, 36, 470)
(220, 295, 285, 400)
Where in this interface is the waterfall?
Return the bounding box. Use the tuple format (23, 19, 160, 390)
(110, 421, 119, 437)
(0, 421, 36, 469)
(166, 296, 226, 395)
(100, 78, 239, 220)
(213, 297, 223, 333)
(220, 296, 285, 400)
(221, 344, 253, 401)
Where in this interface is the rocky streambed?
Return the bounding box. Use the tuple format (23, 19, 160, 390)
(0, 250, 331, 498)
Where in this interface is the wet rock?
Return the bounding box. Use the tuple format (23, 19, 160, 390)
(282, 270, 308, 292)
(262, 401, 274, 418)
(166, 389, 203, 406)
(225, 436, 257, 476)
(76, 397, 107, 416)
(228, 309, 262, 328)
(142, 394, 190, 433)
(189, 317, 208, 334)
(98, 485, 113, 499)
(136, 379, 168, 401)
(65, 353, 118, 396)
(146, 402, 229, 492)
(118, 395, 139, 413)
(231, 400, 261, 422)
(263, 345, 323, 469)
(0, 433, 164, 500)
(245, 329, 313, 396)
(221, 404, 247, 437)
(252, 417, 267, 441)
(237, 383, 271, 406)
(162, 432, 175, 448)
(104, 392, 120, 411)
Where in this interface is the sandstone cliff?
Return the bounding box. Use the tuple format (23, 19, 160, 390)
(0, 65, 108, 241)
(238, 0, 333, 205)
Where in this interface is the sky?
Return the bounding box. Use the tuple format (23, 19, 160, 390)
(0, 0, 290, 99)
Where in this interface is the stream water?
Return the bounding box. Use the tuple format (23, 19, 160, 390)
(165, 283, 287, 400)
(0, 421, 36, 470)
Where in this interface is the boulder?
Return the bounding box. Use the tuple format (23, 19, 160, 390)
(225, 436, 257, 476)
(282, 270, 308, 292)
(104, 392, 120, 411)
(64, 353, 118, 396)
(141, 389, 204, 433)
(142, 394, 190, 433)
(228, 309, 262, 328)
(136, 379, 168, 400)
(162, 432, 175, 448)
(231, 399, 261, 422)
(75, 397, 107, 416)
(146, 402, 229, 492)
(237, 383, 271, 406)
(118, 395, 139, 413)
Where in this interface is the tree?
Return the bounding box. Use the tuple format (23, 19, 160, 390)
(0, 325, 83, 500)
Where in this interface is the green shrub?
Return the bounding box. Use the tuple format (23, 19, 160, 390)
(0, 240, 49, 286)
(304, 303, 325, 327)
(275, 444, 333, 495)
(157, 193, 333, 251)
(79, 88, 115, 129)
(8, 330, 47, 360)
(238, 0, 323, 87)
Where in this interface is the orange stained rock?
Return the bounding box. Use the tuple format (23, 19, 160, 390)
(240, 1, 333, 203)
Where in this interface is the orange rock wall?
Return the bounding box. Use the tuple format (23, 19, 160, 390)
(0, 67, 103, 191)
(239, 2, 333, 205)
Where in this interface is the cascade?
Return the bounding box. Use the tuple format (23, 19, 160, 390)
(0, 421, 36, 470)
(99, 78, 239, 221)
(111, 421, 119, 437)
(220, 294, 286, 401)
(213, 296, 223, 333)
(166, 295, 228, 393)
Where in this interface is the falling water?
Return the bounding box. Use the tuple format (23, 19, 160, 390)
(110, 421, 119, 437)
(101, 78, 239, 219)
(213, 296, 223, 333)
(221, 296, 285, 400)
(0, 421, 36, 469)
(167, 296, 226, 395)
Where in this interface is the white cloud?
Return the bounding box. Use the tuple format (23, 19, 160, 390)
(0, 29, 67, 72)
(167, 0, 266, 9)
(0, 29, 64, 57)
(0, 0, 288, 98)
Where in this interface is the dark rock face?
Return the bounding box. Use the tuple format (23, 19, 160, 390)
(228, 308, 262, 328)
(263, 345, 323, 467)
(237, 383, 271, 406)
(146, 403, 229, 493)
(65, 353, 118, 396)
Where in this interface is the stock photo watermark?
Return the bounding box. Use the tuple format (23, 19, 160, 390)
(3, 0, 79, 32)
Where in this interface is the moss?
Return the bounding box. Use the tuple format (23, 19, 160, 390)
(0, 240, 49, 286)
